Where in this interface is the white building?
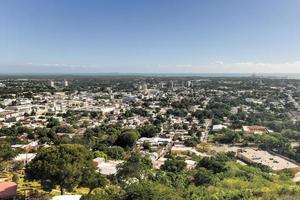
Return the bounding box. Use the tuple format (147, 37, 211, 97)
(237, 148, 299, 171)
(49, 80, 55, 87)
(62, 80, 69, 87)
(52, 195, 82, 200)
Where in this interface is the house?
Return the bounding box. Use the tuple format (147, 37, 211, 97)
(0, 111, 20, 121)
(13, 153, 36, 165)
(52, 195, 82, 200)
(212, 124, 227, 132)
(93, 157, 123, 175)
(137, 137, 171, 146)
(0, 182, 17, 200)
(242, 126, 269, 135)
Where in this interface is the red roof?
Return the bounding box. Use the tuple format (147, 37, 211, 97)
(0, 182, 17, 199)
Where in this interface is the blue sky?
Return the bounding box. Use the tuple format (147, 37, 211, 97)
(1, 0, 300, 73)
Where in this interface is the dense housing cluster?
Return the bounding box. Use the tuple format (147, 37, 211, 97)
(0, 76, 300, 199)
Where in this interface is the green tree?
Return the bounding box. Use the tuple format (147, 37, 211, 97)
(25, 144, 95, 195)
(193, 167, 215, 186)
(46, 117, 60, 128)
(161, 157, 187, 173)
(105, 146, 125, 160)
(0, 142, 15, 162)
(138, 125, 161, 138)
(115, 130, 139, 149)
(117, 152, 152, 181)
(125, 181, 183, 200)
(81, 168, 107, 194)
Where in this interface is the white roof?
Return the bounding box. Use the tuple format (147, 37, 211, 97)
(52, 195, 82, 200)
(238, 148, 299, 171)
(93, 157, 123, 175)
(13, 153, 36, 162)
(212, 124, 227, 131)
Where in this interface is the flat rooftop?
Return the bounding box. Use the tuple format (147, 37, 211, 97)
(238, 148, 299, 171)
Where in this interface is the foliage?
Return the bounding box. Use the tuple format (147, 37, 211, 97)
(117, 152, 152, 181)
(161, 157, 187, 173)
(25, 144, 95, 195)
(115, 130, 140, 149)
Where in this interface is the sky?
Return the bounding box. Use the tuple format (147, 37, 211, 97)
(0, 0, 300, 74)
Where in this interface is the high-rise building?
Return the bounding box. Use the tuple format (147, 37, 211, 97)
(159, 82, 165, 89)
(49, 80, 55, 87)
(62, 80, 69, 87)
(142, 83, 147, 90)
(186, 80, 192, 87)
(170, 81, 174, 89)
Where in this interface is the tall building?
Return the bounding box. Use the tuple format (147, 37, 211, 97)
(142, 83, 147, 90)
(159, 82, 165, 89)
(49, 80, 55, 87)
(170, 81, 174, 89)
(186, 80, 192, 87)
(62, 80, 69, 87)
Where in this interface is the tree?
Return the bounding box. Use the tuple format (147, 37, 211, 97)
(138, 125, 161, 138)
(25, 144, 95, 195)
(193, 167, 215, 186)
(161, 157, 186, 173)
(81, 168, 107, 194)
(214, 130, 241, 144)
(81, 185, 126, 200)
(105, 146, 125, 160)
(125, 181, 183, 200)
(115, 130, 140, 149)
(117, 152, 152, 180)
(197, 157, 226, 174)
(46, 117, 60, 128)
(0, 142, 15, 162)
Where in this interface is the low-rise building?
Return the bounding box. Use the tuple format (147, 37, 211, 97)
(242, 126, 269, 135)
(237, 148, 300, 171)
(0, 182, 17, 200)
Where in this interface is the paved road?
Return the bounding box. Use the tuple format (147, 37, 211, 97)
(201, 119, 212, 142)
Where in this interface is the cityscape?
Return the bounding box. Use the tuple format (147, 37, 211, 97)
(1, 1, 300, 200)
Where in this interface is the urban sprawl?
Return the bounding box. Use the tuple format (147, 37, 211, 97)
(1, 76, 300, 200)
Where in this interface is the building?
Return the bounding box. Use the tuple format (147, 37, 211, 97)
(49, 80, 55, 87)
(212, 124, 227, 132)
(0, 182, 17, 200)
(137, 137, 171, 146)
(142, 83, 148, 90)
(242, 126, 269, 135)
(13, 153, 36, 165)
(186, 80, 192, 87)
(237, 148, 300, 171)
(62, 80, 69, 87)
(170, 80, 174, 89)
(52, 195, 82, 200)
(93, 157, 123, 175)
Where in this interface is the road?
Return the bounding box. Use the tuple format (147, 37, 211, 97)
(201, 119, 212, 142)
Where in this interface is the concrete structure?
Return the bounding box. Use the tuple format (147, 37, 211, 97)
(242, 126, 269, 135)
(93, 157, 123, 175)
(0, 182, 17, 200)
(52, 195, 82, 200)
(137, 137, 171, 146)
(49, 80, 55, 87)
(212, 124, 227, 132)
(237, 148, 300, 171)
(186, 80, 192, 87)
(13, 153, 36, 165)
(62, 80, 69, 87)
